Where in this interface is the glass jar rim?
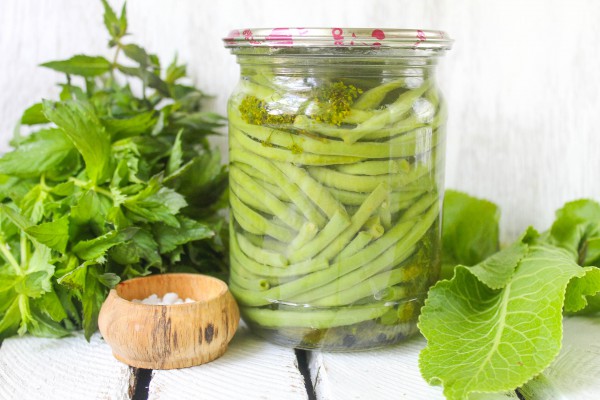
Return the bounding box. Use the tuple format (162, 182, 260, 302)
(223, 27, 452, 50)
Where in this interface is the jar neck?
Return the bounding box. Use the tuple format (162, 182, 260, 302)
(233, 46, 443, 79)
(237, 58, 440, 81)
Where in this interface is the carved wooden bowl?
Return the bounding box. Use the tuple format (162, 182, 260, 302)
(98, 273, 239, 369)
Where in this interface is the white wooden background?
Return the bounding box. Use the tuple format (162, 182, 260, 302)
(1, 0, 600, 242)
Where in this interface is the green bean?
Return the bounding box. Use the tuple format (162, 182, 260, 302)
(334, 159, 411, 176)
(353, 78, 408, 110)
(231, 117, 438, 159)
(306, 262, 420, 307)
(230, 126, 364, 165)
(232, 190, 438, 308)
(230, 192, 296, 243)
(287, 201, 439, 304)
(334, 231, 375, 261)
(274, 161, 347, 219)
(364, 216, 385, 238)
(244, 233, 288, 254)
(234, 162, 291, 201)
(307, 163, 431, 193)
(230, 167, 305, 230)
(288, 210, 351, 264)
(230, 262, 271, 291)
(378, 203, 392, 230)
(318, 182, 389, 261)
(236, 232, 288, 267)
(288, 222, 319, 251)
(325, 186, 423, 206)
(241, 302, 393, 329)
(230, 148, 327, 227)
(237, 78, 281, 101)
(230, 176, 273, 215)
(231, 232, 329, 278)
(288, 243, 416, 304)
(374, 285, 410, 302)
(342, 80, 433, 143)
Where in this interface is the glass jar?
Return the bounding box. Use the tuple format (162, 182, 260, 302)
(223, 28, 452, 351)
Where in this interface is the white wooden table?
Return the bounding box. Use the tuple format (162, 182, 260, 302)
(1, 318, 599, 400)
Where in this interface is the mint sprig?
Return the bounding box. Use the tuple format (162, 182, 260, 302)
(0, 0, 227, 341)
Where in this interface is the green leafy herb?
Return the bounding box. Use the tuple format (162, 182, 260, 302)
(419, 194, 600, 399)
(0, 0, 227, 341)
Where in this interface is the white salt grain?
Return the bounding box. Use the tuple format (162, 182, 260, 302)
(134, 292, 195, 305)
(162, 292, 179, 305)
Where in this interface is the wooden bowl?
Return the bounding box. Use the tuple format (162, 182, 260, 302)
(98, 273, 239, 370)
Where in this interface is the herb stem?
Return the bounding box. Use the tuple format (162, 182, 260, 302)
(20, 233, 30, 269)
(69, 178, 114, 199)
(0, 240, 22, 274)
(112, 41, 122, 70)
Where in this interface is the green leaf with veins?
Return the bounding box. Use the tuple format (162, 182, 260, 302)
(419, 243, 600, 400)
(41, 55, 112, 77)
(82, 266, 106, 340)
(25, 215, 70, 253)
(548, 199, 600, 261)
(441, 190, 500, 279)
(21, 103, 49, 125)
(153, 216, 214, 253)
(0, 129, 77, 179)
(0, 295, 21, 339)
(73, 228, 138, 261)
(43, 100, 112, 184)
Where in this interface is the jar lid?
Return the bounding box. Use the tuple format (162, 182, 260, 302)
(223, 28, 452, 50)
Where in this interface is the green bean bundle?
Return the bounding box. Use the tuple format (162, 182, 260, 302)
(228, 66, 445, 350)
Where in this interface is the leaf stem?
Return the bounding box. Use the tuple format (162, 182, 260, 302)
(69, 178, 114, 199)
(20, 233, 30, 269)
(0, 239, 22, 275)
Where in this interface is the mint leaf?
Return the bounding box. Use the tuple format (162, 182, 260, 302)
(0, 296, 21, 340)
(19, 295, 70, 338)
(43, 100, 112, 184)
(36, 289, 68, 323)
(73, 228, 138, 261)
(21, 103, 49, 125)
(41, 55, 112, 77)
(110, 228, 161, 267)
(122, 44, 157, 68)
(418, 244, 600, 400)
(124, 179, 187, 227)
(167, 130, 183, 176)
(82, 267, 106, 340)
(25, 215, 70, 253)
(101, 0, 127, 40)
(103, 111, 157, 140)
(153, 216, 214, 253)
(442, 190, 500, 277)
(0, 129, 77, 179)
(1, 204, 33, 230)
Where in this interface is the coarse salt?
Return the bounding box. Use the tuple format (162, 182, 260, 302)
(132, 292, 195, 305)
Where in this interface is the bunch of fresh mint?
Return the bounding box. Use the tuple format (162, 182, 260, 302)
(419, 191, 600, 399)
(0, 0, 228, 340)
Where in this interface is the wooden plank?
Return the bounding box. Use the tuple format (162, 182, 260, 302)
(519, 317, 600, 400)
(0, 332, 132, 400)
(148, 324, 308, 400)
(308, 335, 519, 400)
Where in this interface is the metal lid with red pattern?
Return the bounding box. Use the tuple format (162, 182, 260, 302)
(223, 28, 452, 50)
